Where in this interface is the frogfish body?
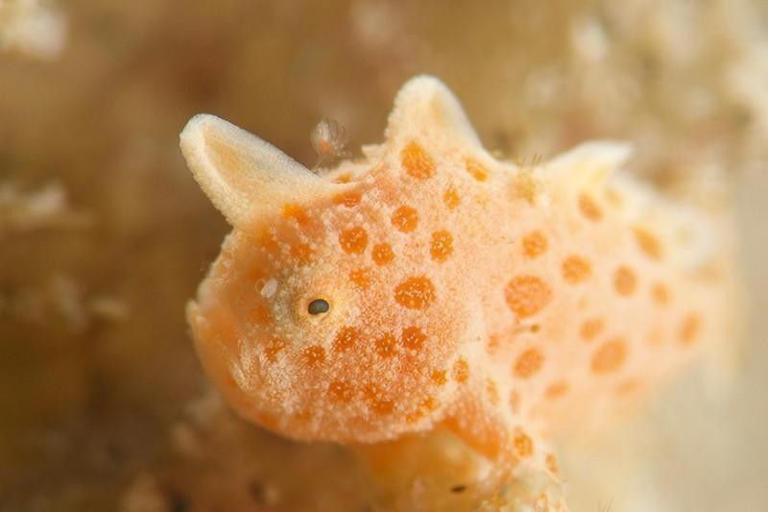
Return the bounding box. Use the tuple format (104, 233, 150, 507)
(180, 76, 736, 482)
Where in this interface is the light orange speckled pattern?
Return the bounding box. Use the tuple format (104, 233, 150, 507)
(180, 76, 734, 479)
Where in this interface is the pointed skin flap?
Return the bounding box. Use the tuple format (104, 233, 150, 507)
(385, 75, 483, 150)
(180, 114, 348, 229)
(544, 141, 632, 188)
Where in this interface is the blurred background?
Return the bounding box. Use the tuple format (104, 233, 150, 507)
(1, 0, 766, 511)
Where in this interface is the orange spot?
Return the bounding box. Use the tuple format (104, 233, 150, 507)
(430, 369, 447, 386)
(422, 395, 439, 412)
(363, 385, 394, 415)
(401, 141, 435, 179)
(514, 348, 544, 379)
(282, 203, 310, 225)
(289, 242, 312, 264)
(339, 226, 368, 254)
(430, 230, 454, 262)
(301, 345, 326, 368)
(406, 395, 439, 423)
(591, 338, 627, 374)
(486, 379, 500, 405)
(679, 313, 701, 345)
(250, 303, 271, 326)
(487, 334, 500, 354)
(292, 409, 313, 427)
(372, 243, 394, 265)
(579, 318, 604, 341)
(505, 275, 552, 318)
(545, 454, 560, 476)
(465, 157, 489, 181)
(578, 193, 602, 221)
(370, 399, 394, 415)
(333, 190, 361, 208)
(327, 380, 355, 403)
(333, 326, 360, 352)
(545, 381, 569, 399)
(652, 282, 670, 305)
(452, 358, 469, 383)
(514, 172, 537, 203)
(614, 266, 637, 296)
(513, 430, 534, 458)
(391, 206, 419, 233)
(394, 276, 436, 310)
(349, 267, 371, 288)
(401, 326, 427, 351)
(444, 186, 460, 209)
(333, 173, 352, 184)
(562, 255, 592, 284)
(375, 333, 397, 358)
(264, 338, 287, 363)
(522, 231, 548, 259)
(633, 227, 662, 260)
(405, 412, 421, 424)
(258, 228, 280, 253)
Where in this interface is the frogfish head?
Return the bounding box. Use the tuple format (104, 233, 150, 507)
(180, 84, 481, 443)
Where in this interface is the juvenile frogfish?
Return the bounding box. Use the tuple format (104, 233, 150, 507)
(180, 76, 736, 488)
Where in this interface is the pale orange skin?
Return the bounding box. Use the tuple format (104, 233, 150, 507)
(182, 76, 735, 478)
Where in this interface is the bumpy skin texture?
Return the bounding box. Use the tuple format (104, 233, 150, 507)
(180, 76, 734, 478)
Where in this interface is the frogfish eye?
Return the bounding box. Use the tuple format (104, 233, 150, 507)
(307, 298, 330, 315)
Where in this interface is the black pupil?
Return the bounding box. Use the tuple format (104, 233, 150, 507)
(308, 299, 330, 315)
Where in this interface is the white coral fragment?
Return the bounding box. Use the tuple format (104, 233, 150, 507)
(0, 0, 66, 59)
